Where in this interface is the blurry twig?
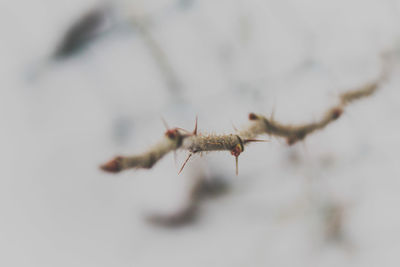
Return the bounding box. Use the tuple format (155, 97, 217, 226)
(131, 18, 183, 98)
(53, 5, 114, 59)
(49, 3, 184, 98)
(147, 172, 230, 227)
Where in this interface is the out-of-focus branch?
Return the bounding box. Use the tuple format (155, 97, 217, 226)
(131, 18, 183, 98)
(53, 5, 113, 59)
(101, 56, 390, 174)
(51, 4, 183, 97)
(147, 172, 230, 228)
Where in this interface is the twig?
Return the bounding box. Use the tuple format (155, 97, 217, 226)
(100, 56, 390, 174)
(51, 4, 183, 98)
(147, 172, 230, 228)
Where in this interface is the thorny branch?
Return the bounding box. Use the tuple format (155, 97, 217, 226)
(100, 55, 391, 175)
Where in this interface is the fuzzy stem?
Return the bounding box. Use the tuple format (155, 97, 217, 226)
(101, 56, 390, 173)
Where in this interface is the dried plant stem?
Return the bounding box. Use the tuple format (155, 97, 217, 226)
(101, 58, 389, 174)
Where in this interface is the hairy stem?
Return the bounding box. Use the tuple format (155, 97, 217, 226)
(101, 56, 390, 174)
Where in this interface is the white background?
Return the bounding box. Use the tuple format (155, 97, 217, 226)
(1, 0, 400, 266)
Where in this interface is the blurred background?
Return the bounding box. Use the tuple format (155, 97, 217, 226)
(1, 0, 400, 266)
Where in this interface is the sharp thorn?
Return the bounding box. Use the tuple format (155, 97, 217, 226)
(161, 116, 169, 130)
(271, 99, 277, 120)
(235, 156, 239, 176)
(193, 116, 198, 135)
(179, 153, 193, 175)
(231, 120, 238, 132)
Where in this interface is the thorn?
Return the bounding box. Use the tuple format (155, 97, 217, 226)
(235, 156, 239, 176)
(231, 121, 238, 132)
(179, 153, 193, 174)
(193, 116, 198, 135)
(161, 117, 185, 139)
(230, 143, 243, 176)
(271, 104, 276, 120)
(161, 116, 169, 130)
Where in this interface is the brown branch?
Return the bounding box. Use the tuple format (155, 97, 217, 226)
(101, 57, 390, 174)
(101, 130, 183, 172)
(147, 172, 230, 228)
